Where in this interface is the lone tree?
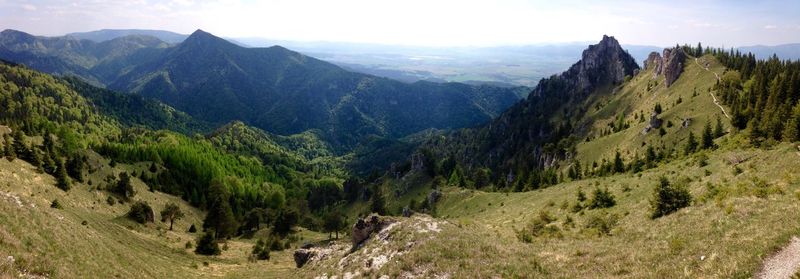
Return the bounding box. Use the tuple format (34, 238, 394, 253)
(650, 176, 692, 219)
(202, 179, 238, 239)
(684, 131, 698, 155)
(3, 134, 15, 161)
(195, 232, 221, 256)
(116, 172, 135, 201)
(160, 202, 185, 231)
(127, 201, 155, 224)
(55, 158, 71, 191)
(588, 187, 616, 209)
(323, 211, 346, 239)
(701, 121, 715, 149)
(370, 186, 387, 215)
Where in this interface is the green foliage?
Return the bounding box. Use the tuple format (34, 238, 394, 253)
(370, 186, 388, 215)
(684, 131, 698, 155)
(202, 179, 239, 239)
(195, 233, 221, 256)
(701, 121, 715, 149)
(588, 188, 616, 209)
(584, 211, 619, 236)
(50, 199, 62, 209)
(517, 210, 561, 242)
(55, 158, 71, 191)
(251, 239, 270, 261)
(127, 201, 155, 224)
(160, 202, 184, 231)
(650, 177, 692, 219)
(323, 211, 346, 239)
(115, 172, 135, 201)
(188, 224, 197, 233)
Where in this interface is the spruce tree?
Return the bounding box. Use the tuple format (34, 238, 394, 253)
(370, 186, 387, 215)
(701, 121, 714, 149)
(684, 131, 698, 155)
(613, 151, 625, 173)
(55, 158, 71, 191)
(202, 179, 238, 239)
(783, 103, 800, 142)
(0, 134, 9, 160)
(713, 115, 725, 138)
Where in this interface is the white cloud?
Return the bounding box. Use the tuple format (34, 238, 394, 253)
(21, 4, 36, 11)
(764, 25, 778, 29)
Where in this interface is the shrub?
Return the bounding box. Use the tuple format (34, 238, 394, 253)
(584, 211, 619, 236)
(195, 233, 221, 255)
(50, 199, 62, 209)
(251, 239, 270, 261)
(517, 210, 561, 242)
(106, 196, 116, 206)
(127, 201, 155, 224)
(185, 241, 193, 249)
(650, 177, 692, 219)
(188, 224, 197, 233)
(588, 188, 616, 209)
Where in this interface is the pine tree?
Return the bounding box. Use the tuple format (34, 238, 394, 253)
(3, 134, 17, 162)
(684, 131, 698, 155)
(202, 179, 238, 239)
(11, 130, 29, 162)
(701, 121, 714, 149)
(66, 155, 85, 183)
(713, 115, 725, 138)
(116, 172, 135, 200)
(782, 102, 800, 142)
(613, 151, 625, 173)
(55, 158, 71, 191)
(160, 202, 185, 231)
(370, 186, 387, 215)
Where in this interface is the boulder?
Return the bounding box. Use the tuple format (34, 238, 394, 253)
(681, 118, 692, 128)
(642, 112, 663, 135)
(293, 249, 316, 268)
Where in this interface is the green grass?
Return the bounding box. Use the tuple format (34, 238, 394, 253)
(0, 156, 327, 278)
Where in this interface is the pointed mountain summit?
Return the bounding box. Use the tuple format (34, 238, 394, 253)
(429, 35, 640, 174)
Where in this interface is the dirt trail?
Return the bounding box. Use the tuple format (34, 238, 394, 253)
(756, 237, 800, 279)
(695, 58, 730, 119)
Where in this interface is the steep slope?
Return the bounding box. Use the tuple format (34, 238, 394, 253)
(424, 35, 639, 181)
(0, 29, 170, 85)
(111, 30, 526, 149)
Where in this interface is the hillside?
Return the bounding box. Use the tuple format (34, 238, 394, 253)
(0, 29, 527, 151)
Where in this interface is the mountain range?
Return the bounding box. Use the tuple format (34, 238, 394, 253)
(0, 29, 527, 150)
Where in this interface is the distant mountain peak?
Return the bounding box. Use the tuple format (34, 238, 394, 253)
(181, 29, 238, 50)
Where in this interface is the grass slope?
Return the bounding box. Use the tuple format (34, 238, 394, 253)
(0, 154, 327, 278)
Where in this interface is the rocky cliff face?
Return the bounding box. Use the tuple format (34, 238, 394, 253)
(642, 47, 686, 87)
(531, 35, 639, 97)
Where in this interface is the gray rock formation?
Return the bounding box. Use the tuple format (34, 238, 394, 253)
(351, 214, 389, 250)
(642, 47, 686, 87)
(662, 48, 686, 87)
(641, 111, 663, 134)
(530, 35, 639, 97)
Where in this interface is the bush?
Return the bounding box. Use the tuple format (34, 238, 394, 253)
(106, 196, 116, 206)
(127, 201, 155, 224)
(650, 177, 692, 219)
(584, 211, 619, 236)
(517, 210, 561, 242)
(188, 224, 197, 233)
(251, 239, 270, 261)
(588, 188, 616, 209)
(50, 199, 63, 209)
(195, 233, 221, 255)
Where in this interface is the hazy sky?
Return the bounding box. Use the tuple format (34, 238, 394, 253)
(1, 0, 799, 47)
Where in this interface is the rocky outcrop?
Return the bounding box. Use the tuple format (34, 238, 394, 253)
(351, 215, 391, 249)
(642, 47, 686, 87)
(642, 111, 663, 134)
(662, 48, 686, 87)
(530, 35, 639, 97)
(294, 249, 317, 268)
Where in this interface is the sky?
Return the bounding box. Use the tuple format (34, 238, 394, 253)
(1, 0, 799, 47)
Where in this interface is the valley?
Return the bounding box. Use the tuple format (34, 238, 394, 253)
(1, 2, 800, 278)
